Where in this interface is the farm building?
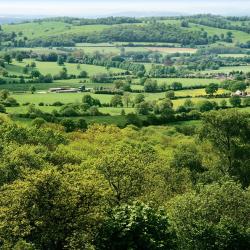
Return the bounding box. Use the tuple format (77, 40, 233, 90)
(49, 87, 79, 93)
(231, 90, 250, 97)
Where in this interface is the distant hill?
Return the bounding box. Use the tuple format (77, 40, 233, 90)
(0, 15, 47, 24)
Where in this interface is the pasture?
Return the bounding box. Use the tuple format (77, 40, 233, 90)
(3, 21, 109, 39)
(160, 19, 250, 44)
(204, 65, 250, 74)
(152, 78, 222, 87)
(12, 59, 125, 77)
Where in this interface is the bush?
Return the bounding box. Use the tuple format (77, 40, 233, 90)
(0, 104, 6, 113)
(2, 97, 19, 107)
(31, 118, 46, 128)
(51, 101, 65, 107)
(229, 96, 241, 107)
(243, 97, 250, 107)
(126, 113, 142, 127)
(196, 100, 218, 112)
(60, 118, 77, 132)
(95, 202, 175, 250)
(76, 118, 88, 131)
(60, 107, 80, 117)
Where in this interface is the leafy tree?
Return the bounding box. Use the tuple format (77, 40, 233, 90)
(0, 90, 10, 100)
(79, 70, 88, 78)
(199, 109, 250, 186)
(169, 181, 250, 250)
(184, 99, 194, 109)
(23, 66, 29, 74)
(96, 142, 155, 204)
(196, 100, 218, 112)
(76, 118, 87, 131)
(88, 106, 101, 116)
(15, 53, 23, 62)
(30, 70, 41, 78)
(126, 113, 142, 127)
(82, 94, 101, 107)
(30, 85, 36, 94)
(0, 168, 109, 249)
(57, 55, 65, 66)
(171, 82, 182, 90)
(123, 92, 131, 108)
(136, 101, 151, 115)
(165, 90, 175, 99)
(30, 62, 36, 68)
(229, 96, 241, 107)
(0, 103, 6, 113)
(110, 95, 123, 107)
(60, 118, 77, 132)
(3, 54, 12, 64)
(134, 93, 145, 104)
(95, 202, 175, 250)
(181, 20, 189, 27)
(230, 82, 247, 92)
(31, 117, 46, 128)
(114, 80, 124, 89)
(220, 99, 227, 108)
(205, 83, 219, 96)
(58, 67, 68, 79)
(154, 98, 174, 119)
(144, 79, 158, 92)
(77, 63, 81, 70)
(170, 142, 205, 183)
(243, 97, 250, 107)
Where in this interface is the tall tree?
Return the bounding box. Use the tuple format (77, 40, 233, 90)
(199, 109, 250, 186)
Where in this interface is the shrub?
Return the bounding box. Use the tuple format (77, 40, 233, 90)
(229, 96, 241, 107)
(31, 118, 46, 128)
(0, 104, 6, 113)
(126, 113, 142, 127)
(60, 118, 77, 132)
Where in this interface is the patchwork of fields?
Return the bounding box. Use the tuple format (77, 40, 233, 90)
(1, 15, 250, 126)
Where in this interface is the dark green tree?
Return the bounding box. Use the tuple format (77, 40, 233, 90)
(95, 202, 175, 250)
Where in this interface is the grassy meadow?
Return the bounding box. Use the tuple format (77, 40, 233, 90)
(13, 59, 125, 76)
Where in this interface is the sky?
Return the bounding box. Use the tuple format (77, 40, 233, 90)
(0, 0, 250, 17)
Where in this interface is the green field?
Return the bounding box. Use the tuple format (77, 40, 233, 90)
(0, 16, 249, 122)
(13, 59, 125, 76)
(3, 21, 109, 39)
(6, 88, 231, 117)
(219, 54, 248, 58)
(204, 65, 250, 74)
(152, 78, 222, 87)
(160, 19, 250, 44)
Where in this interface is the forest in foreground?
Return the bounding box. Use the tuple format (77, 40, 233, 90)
(0, 108, 249, 249)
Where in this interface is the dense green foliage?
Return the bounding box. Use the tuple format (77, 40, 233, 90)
(0, 109, 248, 249)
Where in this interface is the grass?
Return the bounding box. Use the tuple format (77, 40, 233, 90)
(3, 21, 108, 39)
(152, 78, 222, 87)
(146, 47, 197, 54)
(203, 65, 250, 74)
(175, 88, 227, 97)
(219, 54, 249, 58)
(160, 19, 250, 44)
(5, 64, 28, 76)
(0, 77, 221, 92)
(75, 46, 196, 55)
(76, 42, 181, 47)
(13, 59, 125, 76)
